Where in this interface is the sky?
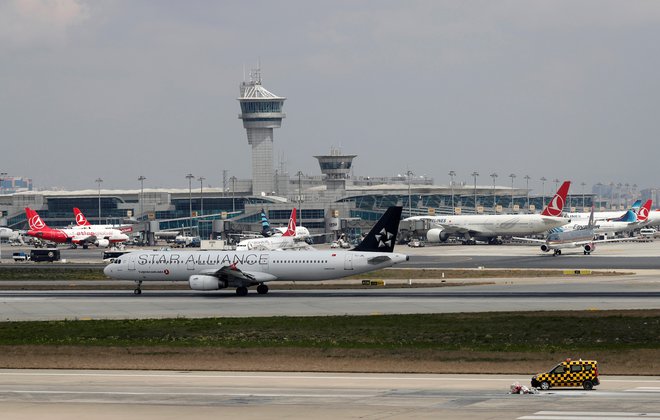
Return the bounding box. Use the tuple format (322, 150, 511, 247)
(1, 0, 659, 194)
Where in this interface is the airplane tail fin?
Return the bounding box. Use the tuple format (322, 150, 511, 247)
(282, 208, 297, 237)
(260, 208, 273, 237)
(636, 200, 652, 222)
(25, 207, 49, 231)
(73, 207, 91, 226)
(352, 206, 403, 253)
(630, 200, 642, 211)
(587, 206, 595, 228)
(541, 181, 571, 217)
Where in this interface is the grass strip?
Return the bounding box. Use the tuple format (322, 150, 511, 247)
(0, 310, 658, 353)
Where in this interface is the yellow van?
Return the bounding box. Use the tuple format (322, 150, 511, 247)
(531, 359, 599, 390)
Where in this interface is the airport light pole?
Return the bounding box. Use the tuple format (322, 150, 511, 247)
(449, 170, 456, 214)
(198, 176, 205, 217)
(490, 173, 498, 211)
(296, 171, 304, 226)
(230, 176, 237, 212)
(509, 173, 516, 210)
(471, 171, 479, 213)
(540, 177, 547, 209)
(406, 170, 414, 218)
(95, 177, 103, 223)
(609, 182, 615, 209)
(186, 173, 194, 232)
(524, 175, 531, 211)
(138, 175, 146, 221)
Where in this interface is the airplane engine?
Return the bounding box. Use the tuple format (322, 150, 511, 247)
(96, 239, 110, 248)
(540, 244, 550, 252)
(426, 228, 449, 243)
(583, 243, 595, 253)
(189, 275, 226, 291)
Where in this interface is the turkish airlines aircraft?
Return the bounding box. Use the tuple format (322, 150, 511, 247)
(104, 206, 408, 296)
(25, 208, 129, 248)
(551, 200, 652, 236)
(235, 208, 307, 251)
(405, 181, 572, 244)
(73, 208, 133, 233)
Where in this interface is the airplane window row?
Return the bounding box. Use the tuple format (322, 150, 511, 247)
(273, 260, 328, 264)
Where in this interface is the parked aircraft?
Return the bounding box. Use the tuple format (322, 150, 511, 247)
(514, 207, 630, 256)
(406, 181, 572, 244)
(564, 200, 642, 221)
(104, 206, 408, 296)
(260, 208, 312, 238)
(0, 227, 23, 244)
(552, 200, 652, 236)
(73, 208, 133, 233)
(24, 208, 129, 248)
(235, 208, 307, 251)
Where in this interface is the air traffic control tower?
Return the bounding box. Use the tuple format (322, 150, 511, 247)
(238, 69, 286, 196)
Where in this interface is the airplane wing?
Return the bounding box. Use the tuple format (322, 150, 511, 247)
(432, 223, 471, 235)
(512, 237, 546, 244)
(199, 265, 278, 287)
(73, 235, 97, 245)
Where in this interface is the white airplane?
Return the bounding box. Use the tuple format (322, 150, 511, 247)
(104, 206, 408, 296)
(514, 207, 630, 256)
(0, 227, 23, 244)
(552, 200, 652, 236)
(406, 181, 572, 245)
(73, 208, 133, 233)
(564, 200, 641, 221)
(25, 208, 129, 248)
(235, 208, 309, 251)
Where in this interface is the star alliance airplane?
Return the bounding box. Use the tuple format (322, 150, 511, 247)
(104, 206, 408, 296)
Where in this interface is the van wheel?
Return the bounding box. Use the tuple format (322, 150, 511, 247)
(583, 381, 593, 390)
(540, 381, 550, 391)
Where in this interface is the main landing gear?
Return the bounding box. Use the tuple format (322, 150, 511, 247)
(134, 280, 142, 295)
(553, 249, 562, 256)
(235, 284, 269, 296)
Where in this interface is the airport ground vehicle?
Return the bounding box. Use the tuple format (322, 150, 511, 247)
(531, 359, 599, 390)
(12, 252, 28, 261)
(407, 240, 425, 247)
(30, 249, 61, 262)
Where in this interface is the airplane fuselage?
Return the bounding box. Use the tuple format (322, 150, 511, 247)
(417, 214, 570, 237)
(104, 249, 409, 282)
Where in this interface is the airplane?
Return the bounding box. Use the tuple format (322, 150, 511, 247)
(405, 181, 572, 245)
(563, 200, 642, 222)
(551, 200, 652, 236)
(73, 208, 133, 233)
(514, 207, 631, 256)
(234, 208, 309, 251)
(104, 206, 408, 296)
(0, 227, 24, 244)
(24, 208, 129, 248)
(260, 208, 312, 239)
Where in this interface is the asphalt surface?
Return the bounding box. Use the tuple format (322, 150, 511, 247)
(0, 370, 658, 420)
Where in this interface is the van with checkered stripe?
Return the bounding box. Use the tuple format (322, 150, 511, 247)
(531, 359, 599, 390)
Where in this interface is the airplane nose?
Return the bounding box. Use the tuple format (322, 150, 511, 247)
(103, 264, 112, 277)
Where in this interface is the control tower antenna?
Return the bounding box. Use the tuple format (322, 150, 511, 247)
(238, 68, 286, 196)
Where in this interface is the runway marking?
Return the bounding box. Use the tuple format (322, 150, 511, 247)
(626, 387, 660, 392)
(518, 411, 660, 420)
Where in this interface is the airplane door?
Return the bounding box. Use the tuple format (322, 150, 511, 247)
(128, 255, 136, 271)
(187, 255, 195, 271)
(260, 254, 269, 270)
(344, 253, 353, 270)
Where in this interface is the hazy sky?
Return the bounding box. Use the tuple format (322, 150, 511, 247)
(1, 0, 659, 193)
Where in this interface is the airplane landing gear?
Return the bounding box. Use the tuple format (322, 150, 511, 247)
(134, 280, 142, 295)
(257, 284, 269, 295)
(236, 286, 249, 296)
(553, 249, 561, 256)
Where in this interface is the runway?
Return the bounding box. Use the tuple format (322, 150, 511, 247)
(0, 369, 658, 419)
(1, 275, 659, 320)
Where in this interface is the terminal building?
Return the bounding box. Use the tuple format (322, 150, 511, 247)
(0, 71, 600, 243)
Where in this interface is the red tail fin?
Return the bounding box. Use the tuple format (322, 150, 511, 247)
(637, 200, 652, 222)
(25, 207, 49, 231)
(282, 208, 297, 237)
(73, 207, 91, 226)
(541, 181, 571, 217)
